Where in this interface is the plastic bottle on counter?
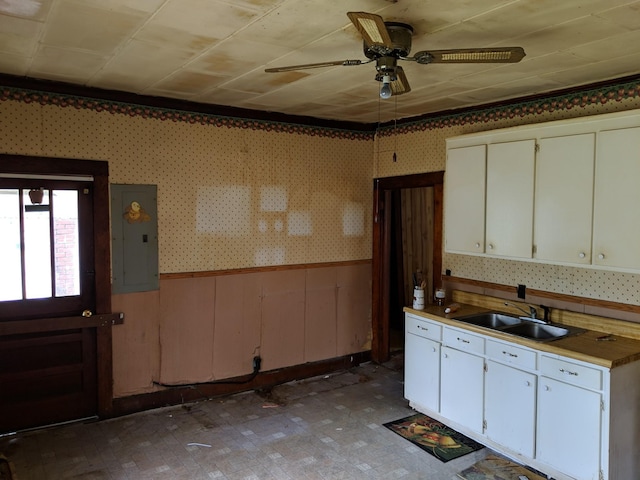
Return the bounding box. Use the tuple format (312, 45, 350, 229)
(444, 303, 460, 314)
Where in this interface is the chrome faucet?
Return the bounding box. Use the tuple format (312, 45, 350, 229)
(504, 302, 539, 320)
(504, 302, 552, 324)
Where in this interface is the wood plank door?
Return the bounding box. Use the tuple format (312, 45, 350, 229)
(0, 178, 99, 433)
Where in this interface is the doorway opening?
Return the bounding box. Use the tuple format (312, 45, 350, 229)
(371, 172, 444, 363)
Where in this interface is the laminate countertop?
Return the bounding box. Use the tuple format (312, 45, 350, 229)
(404, 303, 640, 368)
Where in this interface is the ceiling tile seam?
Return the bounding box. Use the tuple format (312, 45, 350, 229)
(145, 2, 287, 93)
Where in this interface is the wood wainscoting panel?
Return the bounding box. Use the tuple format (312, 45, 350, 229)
(305, 267, 338, 363)
(111, 290, 161, 397)
(213, 272, 262, 379)
(158, 276, 217, 384)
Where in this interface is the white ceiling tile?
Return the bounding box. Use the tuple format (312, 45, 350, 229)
(42, 0, 147, 54)
(3, 0, 640, 122)
(0, 14, 42, 56)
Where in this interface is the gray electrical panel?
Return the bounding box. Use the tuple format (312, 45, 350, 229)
(111, 184, 159, 293)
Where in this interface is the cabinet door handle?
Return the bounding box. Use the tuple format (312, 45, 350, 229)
(525, 381, 531, 387)
(443, 353, 448, 359)
(579, 252, 586, 258)
(559, 368, 578, 376)
(502, 350, 518, 358)
(432, 347, 437, 353)
(456, 337, 470, 344)
(544, 385, 550, 391)
(488, 244, 494, 250)
(598, 253, 605, 260)
(475, 242, 481, 249)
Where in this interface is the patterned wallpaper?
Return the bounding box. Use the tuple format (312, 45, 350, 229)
(0, 98, 374, 273)
(3, 77, 640, 304)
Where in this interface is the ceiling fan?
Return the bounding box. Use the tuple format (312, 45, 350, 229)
(265, 11, 526, 99)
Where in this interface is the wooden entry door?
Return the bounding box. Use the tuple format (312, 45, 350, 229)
(0, 178, 98, 433)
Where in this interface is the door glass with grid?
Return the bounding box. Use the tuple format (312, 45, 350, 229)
(1, 188, 81, 301)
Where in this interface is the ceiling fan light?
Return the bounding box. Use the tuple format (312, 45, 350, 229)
(380, 75, 392, 99)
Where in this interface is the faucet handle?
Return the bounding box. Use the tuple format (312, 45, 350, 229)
(540, 305, 551, 323)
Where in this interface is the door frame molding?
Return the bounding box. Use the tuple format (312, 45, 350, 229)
(371, 171, 444, 363)
(0, 154, 114, 417)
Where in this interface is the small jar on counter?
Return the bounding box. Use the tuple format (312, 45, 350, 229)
(434, 288, 446, 306)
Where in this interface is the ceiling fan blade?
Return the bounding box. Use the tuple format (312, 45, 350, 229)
(391, 66, 411, 96)
(265, 59, 364, 73)
(347, 11, 393, 49)
(413, 47, 525, 64)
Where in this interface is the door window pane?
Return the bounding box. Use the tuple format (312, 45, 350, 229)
(24, 190, 52, 299)
(0, 189, 22, 301)
(53, 190, 80, 297)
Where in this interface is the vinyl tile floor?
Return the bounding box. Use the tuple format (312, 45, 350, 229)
(0, 356, 496, 479)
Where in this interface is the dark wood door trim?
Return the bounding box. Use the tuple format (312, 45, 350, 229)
(371, 171, 444, 363)
(0, 154, 114, 417)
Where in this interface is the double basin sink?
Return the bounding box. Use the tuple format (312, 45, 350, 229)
(453, 311, 586, 342)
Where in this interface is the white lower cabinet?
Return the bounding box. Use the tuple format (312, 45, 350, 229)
(440, 328, 485, 433)
(404, 313, 640, 480)
(404, 314, 441, 412)
(440, 345, 485, 433)
(485, 360, 536, 458)
(537, 376, 601, 480)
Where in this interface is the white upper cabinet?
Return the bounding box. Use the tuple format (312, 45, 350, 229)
(534, 134, 595, 265)
(445, 109, 640, 273)
(485, 140, 536, 259)
(593, 126, 640, 270)
(444, 145, 486, 254)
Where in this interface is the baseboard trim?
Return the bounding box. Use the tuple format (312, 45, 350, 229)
(110, 351, 372, 418)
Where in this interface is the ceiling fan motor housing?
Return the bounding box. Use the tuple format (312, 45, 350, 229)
(375, 57, 399, 81)
(363, 22, 413, 59)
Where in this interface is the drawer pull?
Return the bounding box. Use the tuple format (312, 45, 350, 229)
(457, 337, 470, 344)
(418, 326, 428, 331)
(502, 350, 518, 358)
(559, 368, 578, 376)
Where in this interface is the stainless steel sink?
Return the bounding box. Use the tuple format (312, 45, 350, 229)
(454, 311, 585, 342)
(500, 322, 584, 341)
(455, 312, 523, 329)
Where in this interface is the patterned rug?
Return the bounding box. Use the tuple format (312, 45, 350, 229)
(457, 454, 546, 480)
(383, 413, 484, 463)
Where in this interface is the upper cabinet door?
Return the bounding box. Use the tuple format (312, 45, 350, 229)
(485, 140, 536, 259)
(445, 145, 486, 254)
(534, 134, 595, 265)
(593, 127, 640, 270)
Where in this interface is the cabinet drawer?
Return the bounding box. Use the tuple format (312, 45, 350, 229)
(405, 314, 442, 341)
(443, 327, 484, 355)
(540, 356, 603, 391)
(486, 340, 536, 370)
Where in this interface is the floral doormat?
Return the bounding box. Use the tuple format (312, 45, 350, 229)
(383, 413, 484, 462)
(457, 454, 546, 480)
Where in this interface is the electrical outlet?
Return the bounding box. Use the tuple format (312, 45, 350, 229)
(517, 284, 526, 299)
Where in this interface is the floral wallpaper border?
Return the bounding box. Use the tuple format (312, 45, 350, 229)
(378, 76, 640, 136)
(2, 75, 640, 139)
(0, 86, 374, 141)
